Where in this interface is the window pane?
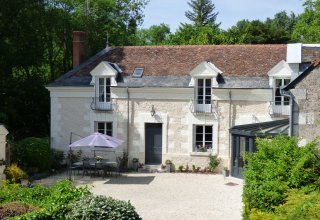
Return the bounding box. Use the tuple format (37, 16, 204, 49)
(284, 96, 290, 105)
(205, 126, 212, 134)
(284, 79, 290, 85)
(275, 79, 282, 87)
(106, 78, 111, 86)
(99, 78, 104, 86)
(205, 142, 212, 149)
(205, 88, 211, 95)
(198, 79, 203, 87)
(205, 79, 211, 86)
(196, 134, 203, 142)
(196, 126, 203, 133)
(205, 134, 212, 141)
(106, 123, 112, 130)
(106, 130, 112, 136)
(198, 88, 203, 96)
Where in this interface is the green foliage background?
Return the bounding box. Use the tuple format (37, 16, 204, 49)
(243, 136, 320, 218)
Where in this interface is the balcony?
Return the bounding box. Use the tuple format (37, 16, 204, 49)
(190, 100, 217, 114)
(268, 102, 290, 117)
(91, 97, 114, 111)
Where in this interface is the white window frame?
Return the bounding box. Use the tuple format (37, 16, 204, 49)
(95, 77, 112, 110)
(195, 78, 212, 112)
(95, 121, 113, 136)
(273, 78, 290, 106)
(193, 125, 213, 152)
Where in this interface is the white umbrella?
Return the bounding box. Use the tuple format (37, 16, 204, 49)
(68, 132, 124, 180)
(69, 132, 124, 149)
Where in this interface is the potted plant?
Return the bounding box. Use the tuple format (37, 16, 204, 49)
(165, 159, 172, 173)
(222, 167, 229, 177)
(95, 155, 103, 162)
(132, 158, 139, 171)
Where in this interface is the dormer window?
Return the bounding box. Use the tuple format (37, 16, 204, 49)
(90, 61, 122, 111)
(267, 61, 293, 116)
(274, 78, 290, 106)
(98, 78, 111, 103)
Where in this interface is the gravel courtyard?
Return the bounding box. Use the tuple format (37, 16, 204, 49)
(84, 173, 243, 220)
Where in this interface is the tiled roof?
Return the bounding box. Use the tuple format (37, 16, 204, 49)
(302, 46, 320, 62)
(74, 44, 286, 77)
(49, 44, 287, 87)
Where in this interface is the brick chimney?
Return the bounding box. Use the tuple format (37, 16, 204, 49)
(72, 31, 86, 68)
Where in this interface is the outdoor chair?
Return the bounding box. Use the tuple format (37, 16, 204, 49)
(82, 160, 92, 176)
(94, 162, 104, 177)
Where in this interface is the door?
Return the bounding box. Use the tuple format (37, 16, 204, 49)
(145, 123, 162, 164)
(232, 136, 250, 178)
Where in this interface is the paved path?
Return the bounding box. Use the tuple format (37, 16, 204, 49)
(88, 173, 243, 220)
(39, 172, 243, 220)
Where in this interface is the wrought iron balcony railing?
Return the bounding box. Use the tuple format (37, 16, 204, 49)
(91, 97, 114, 111)
(190, 100, 217, 114)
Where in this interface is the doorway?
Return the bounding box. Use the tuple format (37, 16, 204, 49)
(145, 123, 162, 164)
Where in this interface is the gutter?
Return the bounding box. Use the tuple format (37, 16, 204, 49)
(126, 87, 130, 154)
(228, 90, 232, 169)
(280, 89, 293, 136)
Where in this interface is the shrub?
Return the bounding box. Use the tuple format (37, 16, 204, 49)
(67, 149, 82, 164)
(66, 195, 141, 220)
(4, 164, 28, 183)
(208, 154, 220, 172)
(50, 148, 65, 171)
(248, 189, 320, 219)
(178, 165, 184, 172)
(243, 136, 320, 216)
(117, 152, 128, 170)
(11, 137, 51, 172)
(0, 180, 91, 219)
(0, 202, 38, 219)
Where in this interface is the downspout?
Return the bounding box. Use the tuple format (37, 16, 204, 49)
(126, 87, 130, 154)
(281, 89, 293, 136)
(228, 90, 232, 169)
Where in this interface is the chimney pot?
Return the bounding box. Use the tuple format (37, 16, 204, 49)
(73, 31, 86, 68)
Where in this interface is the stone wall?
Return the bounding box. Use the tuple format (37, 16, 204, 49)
(292, 66, 320, 143)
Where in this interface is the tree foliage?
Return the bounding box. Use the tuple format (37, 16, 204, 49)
(243, 136, 320, 216)
(136, 23, 171, 45)
(0, 0, 147, 141)
(292, 0, 320, 43)
(185, 0, 220, 27)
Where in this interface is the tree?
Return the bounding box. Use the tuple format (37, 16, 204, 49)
(185, 0, 220, 27)
(292, 0, 320, 43)
(169, 23, 222, 45)
(136, 23, 171, 45)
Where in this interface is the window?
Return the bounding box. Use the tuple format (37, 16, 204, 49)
(197, 79, 211, 104)
(132, 68, 144, 78)
(274, 78, 290, 106)
(194, 125, 213, 152)
(98, 78, 111, 102)
(96, 122, 112, 136)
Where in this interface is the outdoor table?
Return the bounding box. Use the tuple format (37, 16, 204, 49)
(72, 161, 118, 177)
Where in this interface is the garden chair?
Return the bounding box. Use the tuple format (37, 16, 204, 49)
(82, 160, 92, 177)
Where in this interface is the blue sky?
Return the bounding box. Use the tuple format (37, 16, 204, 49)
(142, 0, 305, 31)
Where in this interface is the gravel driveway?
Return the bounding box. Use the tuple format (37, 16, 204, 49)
(86, 173, 243, 220)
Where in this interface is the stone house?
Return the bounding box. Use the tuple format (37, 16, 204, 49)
(0, 124, 8, 180)
(48, 32, 316, 177)
(283, 58, 320, 145)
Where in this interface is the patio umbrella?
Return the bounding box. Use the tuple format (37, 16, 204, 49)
(68, 132, 124, 180)
(69, 132, 124, 149)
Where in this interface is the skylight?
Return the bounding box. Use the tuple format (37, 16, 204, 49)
(132, 67, 144, 78)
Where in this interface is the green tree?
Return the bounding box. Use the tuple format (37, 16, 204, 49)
(185, 0, 220, 27)
(169, 23, 222, 45)
(137, 23, 171, 45)
(243, 136, 320, 215)
(292, 0, 320, 43)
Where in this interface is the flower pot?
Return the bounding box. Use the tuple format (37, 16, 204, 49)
(166, 164, 171, 173)
(222, 169, 229, 177)
(132, 162, 138, 171)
